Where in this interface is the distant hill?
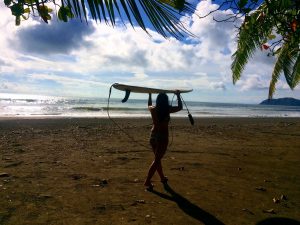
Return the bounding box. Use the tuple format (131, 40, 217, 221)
(260, 97, 300, 106)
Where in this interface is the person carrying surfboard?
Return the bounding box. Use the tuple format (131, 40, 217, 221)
(144, 92, 182, 190)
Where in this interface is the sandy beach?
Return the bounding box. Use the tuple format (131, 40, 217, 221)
(0, 117, 300, 225)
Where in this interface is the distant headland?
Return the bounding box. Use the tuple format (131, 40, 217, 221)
(260, 97, 300, 106)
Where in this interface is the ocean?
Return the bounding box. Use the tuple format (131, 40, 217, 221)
(1, 93, 300, 118)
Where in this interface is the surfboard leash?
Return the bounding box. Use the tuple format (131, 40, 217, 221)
(180, 95, 194, 126)
(107, 84, 150, 150)
(107, 85, 192, 150)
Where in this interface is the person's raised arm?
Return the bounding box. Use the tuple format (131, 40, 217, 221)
(170, 91, 183, 113)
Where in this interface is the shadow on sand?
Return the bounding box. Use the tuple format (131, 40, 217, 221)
(150, 183, 225, 225)
(256, 217, 300, 225)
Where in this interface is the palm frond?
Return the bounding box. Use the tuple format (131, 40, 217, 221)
(231, 4, 272, 83)
(291, 52, 300, 88)
(60, 0, 195, 39)
(280, 35, 300, 89)
(268, 41, 291, 99)
(282, 47, 298, 88)
(269, 36, 300, 99)
(231, 29, 259, 82)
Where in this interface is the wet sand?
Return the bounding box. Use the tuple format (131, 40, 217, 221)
(0, 117, 300, 225)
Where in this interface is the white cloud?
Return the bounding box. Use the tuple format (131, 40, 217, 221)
(210, 81, 227, 90)
(133, 72, 149, 80)
(29, 73, 109, 87)
(236, 74, 269, 91)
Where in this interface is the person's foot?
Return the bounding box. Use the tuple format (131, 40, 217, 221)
(160, 176, 168, 184)
(144, 181, 154, 191)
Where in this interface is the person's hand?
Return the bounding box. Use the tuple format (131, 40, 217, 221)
(175, 90, 181, 96)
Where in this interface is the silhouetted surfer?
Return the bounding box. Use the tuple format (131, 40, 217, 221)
(144, 92, 182, 190)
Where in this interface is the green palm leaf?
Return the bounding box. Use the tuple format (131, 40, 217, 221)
(231, 4, 272, 84)
(268, 41, 290, 99)
(60, 0, 194, 38)
(269, 38, 300, 99)
(291, 53, 300, 88)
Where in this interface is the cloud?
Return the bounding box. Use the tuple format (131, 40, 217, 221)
(189, 0, 239, 50)
(13, 19, 95, 55)
(210, 81, 226, 90)
(0, 58, 7, 66)
(0, 82, 9, 90)
(236, 74, 269, 91)
(133, 72, 149, 80)
(29, 73, 109, 87)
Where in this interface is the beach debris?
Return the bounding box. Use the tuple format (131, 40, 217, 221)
(131, 199, 146, 206)
(100, 179, 108, 185)
(145, 214, 151, 218)
(3, 157, 12, 161)
(136, 199, 145, 204)
(0, 172, 10, 178)
(93, 205, 106, 213)
(242, 208, 254, 215)
(98, 179, 108, 187)
(263, 209, 276, 214)
(4, 161, 23, 168)
(38, 194, 52, 199)
(134, 178, 139, 182)
(237, 167, 242, 171)
(92, 179, 108, 187)
(71, 174, 81, 180)
(255, 186, 267, 191)
(273, 197, 280, 203)
(281, 194, 288, 200)
(171, 166, 184, 171)
(70, 174, 86, 180)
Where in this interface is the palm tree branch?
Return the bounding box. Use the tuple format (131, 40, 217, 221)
(291, 52, 300, 88)
(231, 3, 274, 84)
(268, 41, 291, 99)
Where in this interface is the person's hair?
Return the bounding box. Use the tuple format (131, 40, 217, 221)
(156, 93, 170, 122)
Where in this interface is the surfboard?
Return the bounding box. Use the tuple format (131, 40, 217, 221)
(112, 83, 193, 94)
(112, 83, 193, 103)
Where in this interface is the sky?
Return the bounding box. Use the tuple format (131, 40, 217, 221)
(0, 0, 299, 104)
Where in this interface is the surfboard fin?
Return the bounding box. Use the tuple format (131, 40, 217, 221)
(121, 90, 131, 103)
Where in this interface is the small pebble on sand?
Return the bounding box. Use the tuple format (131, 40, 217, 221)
(273, 197, 280, 203)
(281, 194, 287, 200)
(263, 209, 276, 214)
(0, 173, 10, 177)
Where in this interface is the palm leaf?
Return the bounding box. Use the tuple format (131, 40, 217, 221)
(61, 0, 194, 38)
(291, 52, 300, 88)
(269, 37, 300, 99)
(268, 41, 291, 99)
(231, 4, 272, 83)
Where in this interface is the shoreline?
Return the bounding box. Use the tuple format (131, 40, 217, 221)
(1, 117, 300, 224)
(1, 115, 300, 120)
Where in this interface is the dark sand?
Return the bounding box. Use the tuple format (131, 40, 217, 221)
(0, 117, 300, 225)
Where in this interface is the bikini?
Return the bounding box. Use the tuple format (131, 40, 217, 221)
(149, 108, 170, 143)
(150, 132, 168, 142)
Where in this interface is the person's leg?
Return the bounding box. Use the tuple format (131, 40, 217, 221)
(155, 142, 168, 181)
(144, 142, 166, 186)
(144, 140, 158, 186)
(144, 160, 158, 186)
(156, 161, 168, 182)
